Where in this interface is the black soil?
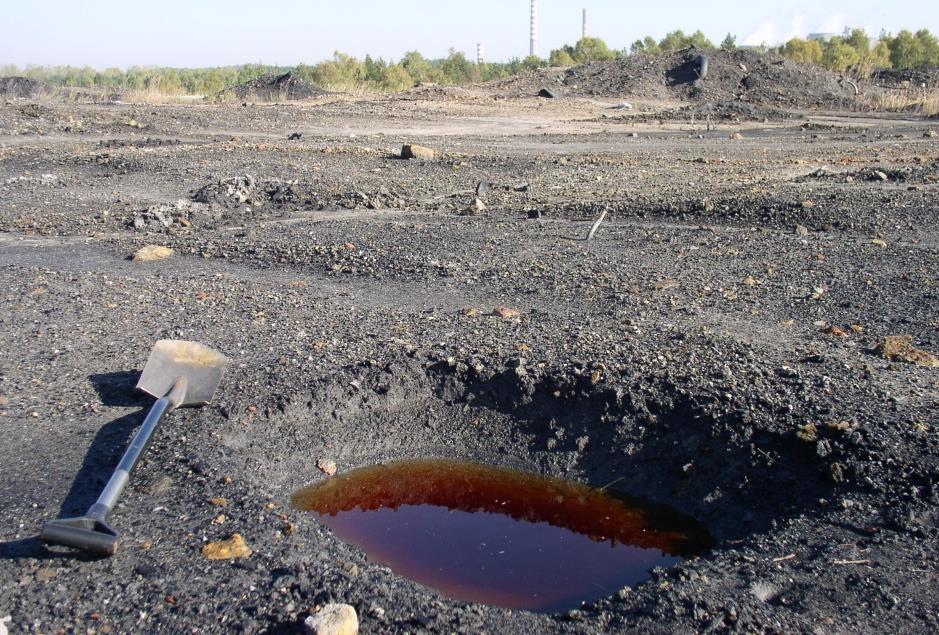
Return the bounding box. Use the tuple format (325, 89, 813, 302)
(217, 72, 328, 102)
(871, 66, 939, 89)
(494, 49, 859, 109)
(0, 86, 937, 634)
(0, 77, 50, 99)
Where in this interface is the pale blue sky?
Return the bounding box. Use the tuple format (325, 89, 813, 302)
(2, 0, 937, 68)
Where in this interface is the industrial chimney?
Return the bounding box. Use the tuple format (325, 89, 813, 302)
(477, 43, 485, 65)
(530, 0, 538, 57)
(582, 8, 588, 39)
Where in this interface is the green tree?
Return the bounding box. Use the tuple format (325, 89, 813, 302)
(821, 37, 861, 72)
(845, 28, 870, 56)
(871, 38, 892, 69)
(688, 30, 715, 49)
(630, 36, 660, 55)
(549, 48, 576, 66)
(658, 30, 714, 51)
(440, 49, 477, 84)
(520, 54, 546, 70)
(915, 29, 939, 65)
(720, 34, 737, 51)
(363, 55, 387, 84)
(378, 64, 414, 91)
(782, 38, 824, 65)
(887, 30, 924, 68)
(309, 52, 365, 90)
(659, 30, 689, 51)
(400, 51, 439, 83)
(572, 37, 618, 62)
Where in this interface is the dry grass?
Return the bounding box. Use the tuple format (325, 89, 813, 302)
(862, 86, 939, 117)
(121, 88, 206, 105)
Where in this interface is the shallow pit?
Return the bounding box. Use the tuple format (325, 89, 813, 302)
(292, 458, 711, 613)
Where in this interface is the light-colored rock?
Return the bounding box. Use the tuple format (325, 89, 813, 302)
(317, 458, 337, 476)
(877, 335, 939, 367)
(202, 533, 252, 560)
(0, 615, 10, 635)
(401, 144, 435, 160)
(132, 245, 173, 262)
(462, 198, 486, 215)
(492, 306, 520, 319)
(303, 603, 359, 635)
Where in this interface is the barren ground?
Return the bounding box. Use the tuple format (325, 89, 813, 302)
(0, 91, 937, 634)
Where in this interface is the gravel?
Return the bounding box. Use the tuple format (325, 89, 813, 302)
(0, 85, 936, 634)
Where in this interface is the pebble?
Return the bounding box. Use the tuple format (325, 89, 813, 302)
(132, 245, 173, 262)
(303, 603, 359, 635)
(317, 459, 338, 476)
(462, 198, 486, 215)
(492, 306, 519, 319)
(202, 534, 252, 560)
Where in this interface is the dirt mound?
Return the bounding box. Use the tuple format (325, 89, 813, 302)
(656, 100, 791, 122)
(0, 77, 50, 99)
(216, 72, 327, 102)
(396, 83, 476, 102)
(491, 48, 857, 109)
(871, 67, 939, 89)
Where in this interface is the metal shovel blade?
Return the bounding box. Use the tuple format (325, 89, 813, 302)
(136, 340, 229, 406)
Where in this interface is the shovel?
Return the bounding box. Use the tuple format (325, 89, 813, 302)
(40, 340, 229, 556)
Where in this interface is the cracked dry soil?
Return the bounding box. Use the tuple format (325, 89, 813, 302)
(0, 93, 937, 633)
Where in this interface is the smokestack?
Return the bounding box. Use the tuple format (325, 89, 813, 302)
(477, 42, 485, 65)
(530, 0, 538, 57)
(582, 9, 588, 39)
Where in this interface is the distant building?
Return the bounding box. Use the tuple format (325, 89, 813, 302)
(808, 33, 837, 42)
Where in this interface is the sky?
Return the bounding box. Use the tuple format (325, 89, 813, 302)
(2, 0, 938, 69)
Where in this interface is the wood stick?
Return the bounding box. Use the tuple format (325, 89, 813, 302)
(586, 209, 608, 241)
(833, 559, 871, 565)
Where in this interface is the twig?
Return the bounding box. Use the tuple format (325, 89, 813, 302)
(772, 554, 796, 562)
(842, 77, 859, 96)
(598, 476, 625, 491)
(586, 209, 608, 241)
(753, 447, 797, 474)
(833, 559, 871, 566)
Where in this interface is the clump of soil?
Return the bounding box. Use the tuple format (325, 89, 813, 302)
(492, 48, 858, 109)
(132, 176, 321, 232)
(798, 161, 939, 185)
(98, 137, 183, 149)
(129, 200, 211, 232)
(216, 72, 327, 102)
(192, 175, 315, 208)
(0, 77, 49, 99)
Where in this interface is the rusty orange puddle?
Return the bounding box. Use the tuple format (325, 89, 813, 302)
(292, 459, 710, 613)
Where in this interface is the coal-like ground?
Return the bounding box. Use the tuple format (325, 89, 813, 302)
(0, 86, 937, 634)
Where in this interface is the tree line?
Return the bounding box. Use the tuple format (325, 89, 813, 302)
(548, 28, 939, 76)
(2, 27, 936, 96)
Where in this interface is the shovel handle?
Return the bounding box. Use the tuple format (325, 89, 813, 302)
(90, 377, 184, 519)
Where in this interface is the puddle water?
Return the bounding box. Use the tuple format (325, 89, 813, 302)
(292, 459, 710, 613)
